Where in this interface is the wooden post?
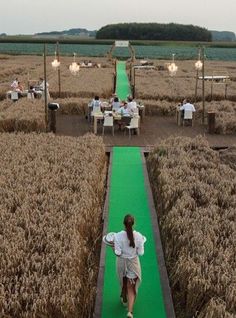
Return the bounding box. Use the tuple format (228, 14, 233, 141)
(194, 69, 199, 102)
(207, 112, 215, 134)
(129, 62, 132, 81)
(113, 59, 117, 93)
(201, 46, 205, 124)
(133, 67, 136, 98)
(56, 41, 61, 98)
(113, 73, 116, 93)
(211, 77, 213, 100)
(114, 58, 117, 73)
(225, 83, 228, 99)
(43, 44, 48, 130)
(49, 110, 56, 133)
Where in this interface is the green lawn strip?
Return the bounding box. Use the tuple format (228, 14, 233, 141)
(116, 61, 131, 100)
(101, 147, 166, 318)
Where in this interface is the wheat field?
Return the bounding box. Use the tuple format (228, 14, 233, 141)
(1, 54, 236, 134)
(147, 136, 236, 318)
(0, 132, 107, 317)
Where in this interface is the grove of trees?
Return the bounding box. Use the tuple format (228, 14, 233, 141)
(96, 23, 212, 41)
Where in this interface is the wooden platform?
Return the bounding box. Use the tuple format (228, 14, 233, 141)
(56, 114, 236, 148)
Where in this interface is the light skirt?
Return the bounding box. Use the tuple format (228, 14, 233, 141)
(116, 256, 141, 294)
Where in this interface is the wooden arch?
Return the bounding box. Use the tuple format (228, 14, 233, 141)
(107, 41, 135, 62)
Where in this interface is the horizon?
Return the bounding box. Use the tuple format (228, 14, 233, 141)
(1, 0, 236, 35)
(1, 24, 236, 37)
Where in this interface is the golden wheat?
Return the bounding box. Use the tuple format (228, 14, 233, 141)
(0, 132, 107, 317)
(147, 136, 236, 318)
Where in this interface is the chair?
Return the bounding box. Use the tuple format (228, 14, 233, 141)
(120, 116, 131, 126)
(87, 102, 93, 122)
(11, 91, 18, 101)
(27, 92, 35, 99)
(103, 115, 114, 135)
(132, 108, 139, 115)
(124, 117, 139, 138)
(183, 110, 194, 126)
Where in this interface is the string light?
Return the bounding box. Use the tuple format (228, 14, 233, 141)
(51, 51, 60, 70)
(168, 54, 178, 76)
(69, 53, 80, 75)
(195, 51, 203, 71)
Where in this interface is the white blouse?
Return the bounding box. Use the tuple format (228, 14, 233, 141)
(114, 230, 145, 259)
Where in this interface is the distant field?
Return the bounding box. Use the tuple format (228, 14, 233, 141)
(1, 38, 236, 60)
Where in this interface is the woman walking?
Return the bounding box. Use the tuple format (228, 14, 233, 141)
(114, 214, 146, 318)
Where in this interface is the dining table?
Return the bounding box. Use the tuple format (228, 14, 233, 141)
(91, 111, 140, 135)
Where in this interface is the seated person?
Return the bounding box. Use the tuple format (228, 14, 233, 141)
(117, 101, 131, 117)
(91, 95, 102, 112)
(112, 97, 121, 112)
(180, 99, 196, 113)
(11, 78, 19, 90)
(109, 93, 118, 104)
(179, 99, 196, 125)
(87, 60, 93, 67)
(28, 85, 37, 98)
(39, 78, 49, 91)
(38, 78, 50, 98)
(127, 95, 138, 113)
(15, 82, 24, 97)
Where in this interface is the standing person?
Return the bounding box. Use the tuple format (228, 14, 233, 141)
(114, 214, 146, 318)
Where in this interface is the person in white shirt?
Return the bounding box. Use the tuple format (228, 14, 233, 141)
(127, 96, 138, 113)
(39, 78, 49, 91)
(38, 78, 50, 98)
(114, 214, 146, 318)
(180, 99, 196, 112)
(91, 95, 102, 112)
(11, 78, 19, 90)
(112, 96, 121, 112)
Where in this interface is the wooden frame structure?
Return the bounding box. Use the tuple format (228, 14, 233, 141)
(107, 41, 135, 62)
(196, 72, 230, 100)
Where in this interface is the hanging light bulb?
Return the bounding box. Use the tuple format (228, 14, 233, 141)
(69, 53, 80, 75)
(168, 54, 178, 76)
(51, 51, 60, 70)
(195, 60, 203, 71)
(195, 51, 203, 71)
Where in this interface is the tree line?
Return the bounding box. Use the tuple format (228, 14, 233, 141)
(96, 23, 212, 41)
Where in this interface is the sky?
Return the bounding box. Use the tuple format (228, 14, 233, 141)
(1, 0, 236, 35)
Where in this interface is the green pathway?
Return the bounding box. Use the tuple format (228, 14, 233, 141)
(116, 61, 131, 100)
(101, 147, 166, 318)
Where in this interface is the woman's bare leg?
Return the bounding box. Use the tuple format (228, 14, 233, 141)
(121, 277, 127, 302)
(127, 279, 136, 314)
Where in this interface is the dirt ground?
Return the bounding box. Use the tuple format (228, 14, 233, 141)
(56, 114, 236, 148)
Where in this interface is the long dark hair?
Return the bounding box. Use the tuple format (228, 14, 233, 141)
(124, 214, 135, 248)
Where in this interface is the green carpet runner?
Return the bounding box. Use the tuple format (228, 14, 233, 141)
(101, 147, 166, 317)
(116, 61, 131, 100)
